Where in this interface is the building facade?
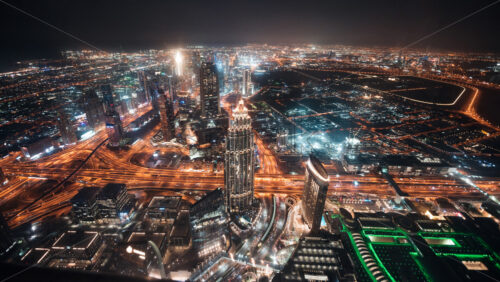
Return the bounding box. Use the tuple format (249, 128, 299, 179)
(224, 100, 254, 214)
(158, 93, 175, 142)
(302, 155, 329, 233)
(57, 110, 77, 145)
(96, 183, 132, 224)
(200, 62, 220, 118)
(81, 89, 104, 130)
(101, 84, 124, 147)
(70, 187, 100, 224)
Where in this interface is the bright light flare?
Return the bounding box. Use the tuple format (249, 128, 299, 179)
(174, 50, 183, 76)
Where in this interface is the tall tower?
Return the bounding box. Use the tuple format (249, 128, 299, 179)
(81, 89, 104, 130)
(242, 69, 251, 97)
(57, 110, 77, 145)
(225, 100, 254, 214)
(137, 71, 151, 104)
(301, 155, 329, 234)
(200, 62, 220, 118)
(158, 92, 175, 141)
(101, 84, 124, 147)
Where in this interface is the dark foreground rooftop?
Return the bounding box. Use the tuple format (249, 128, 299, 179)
(0, 262, 174, 282)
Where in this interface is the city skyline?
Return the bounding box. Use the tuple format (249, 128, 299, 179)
(1, 1, 500, 281)
(1, 0, 500, 70)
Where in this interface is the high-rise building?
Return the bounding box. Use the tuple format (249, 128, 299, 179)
(242, 68, 251, 97)
(137, 71, 151, 103)
(0, 212, 13, 256)
(200, 62, 220, 118)
(81, 89, 104, 130)
(225, 100, 254, 214)
(57, 110, 77, 145)
(301, 155, 329, 233)
(158, 93, 175, 141)
(101, 84, 124, 147)
(190, 188, 228, 259)
(96, 183, 132, 224)
(70, 187, 100, 224)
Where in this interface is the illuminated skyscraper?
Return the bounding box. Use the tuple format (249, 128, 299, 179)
(101, 84, 124, 147)
(242, 68, 251, 97)
(225, 100, 254, 214)
(81, 89, 104, 130)
(301, 155, 329, 233)
(200, 62, 220, 118)
(57, 110, 77, 145)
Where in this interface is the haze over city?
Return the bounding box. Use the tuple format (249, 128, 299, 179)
(1, 0, 500, 281)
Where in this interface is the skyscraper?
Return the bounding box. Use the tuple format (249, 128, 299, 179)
(225, 100, 254, 214)
(200, 62, 220, 118)
(57, 110, 77, 145)
(137, 71, 151, 104)
(81, 89, 104, 130)
(158, 92, 175, 141)
(242, 68, 251, 97)
(101, 84, 124, 147)
(301, 155, 329, 233)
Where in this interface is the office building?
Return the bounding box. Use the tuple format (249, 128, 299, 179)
(225, 100, 254, 214)
(137, 71, 151, 103)
(200, 62, 220, 118)
(242, 68, 251, 97)
(158, 93, 175, 141)
(276, 236, 355, 282)
(169, 210, 191, 248)
(81, 89, 104, 130)
(96, 183, 133, 224)
(101, 84, 124, 147)
(57, 110, 77, 145)
(145, 196, 181, 224)
(48, 230, 104, 270)
(190, 188, 229, 258)
(301, 155, 329, 233)
(70, 187, 100, 224)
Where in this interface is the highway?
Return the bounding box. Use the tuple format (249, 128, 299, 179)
(1, 98, 499, 229)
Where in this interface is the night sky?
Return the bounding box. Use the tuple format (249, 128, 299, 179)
(1, 0, 499, 69)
